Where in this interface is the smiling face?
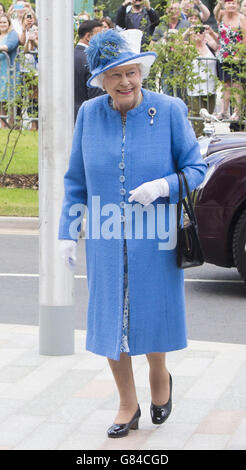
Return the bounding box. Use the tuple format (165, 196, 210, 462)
(102, 63, 142, 114)
(224, 0, 239, 12)
(0, 15, 10, 34)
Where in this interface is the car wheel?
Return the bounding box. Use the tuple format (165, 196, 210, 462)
(233, 208, 246, 282)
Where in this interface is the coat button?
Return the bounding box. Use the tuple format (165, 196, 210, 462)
(119, 162, 125, 169)
(119, 175, 125, 183)
(120, 201, 126, 208)
(120, 188, 126, 196)
(120, 215, 126, 223)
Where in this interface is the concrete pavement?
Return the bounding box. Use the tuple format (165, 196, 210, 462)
(0, 324, 246, 450)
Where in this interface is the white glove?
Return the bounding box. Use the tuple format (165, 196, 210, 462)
(128, 178, 169, 206)
(59, 240, 77, 271)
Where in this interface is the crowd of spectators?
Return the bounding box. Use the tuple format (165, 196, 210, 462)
(1, 1, 246, 135)
(0, 1, 38, 128)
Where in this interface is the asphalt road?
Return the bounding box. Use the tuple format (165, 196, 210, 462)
(0, 234, 246, 345)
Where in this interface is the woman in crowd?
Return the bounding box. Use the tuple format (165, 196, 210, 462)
(101, 16, 114, 30)
(23, 22, 38, 130)
(7, 1, 34, 42)
(186, 24, 218, 136)
(0, 13, 19, 127)
(184, 9, 219, 50)
(19, 9, 37, 45)
(58, 28, 206, 438)
(214, 0, 246, 120)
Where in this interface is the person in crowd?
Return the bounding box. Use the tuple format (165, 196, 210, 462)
(241, 0, 246, 15)
(0, 2, 5, 15)
(152, 1, 190, 42)
(23, 23, 38, 130)
(13, 10, 37, 125)
(7, 1, 34, 42)
(93, 6, 104, 20)
(214, 0, 246, 120)
(184, 9, 219, 49)
(0, 13, 19, 127)
(78, 11, 91, 22)
(186, 24, 218, 136)
(58, 28, 207, 439)
(74, 11, 91, 31)
(116, 0, 160, 47)
(19, 9, 37, 45)
(74, 20, 104, 122)
(181, 0, 210, 22)
(101, 16, 114, 30)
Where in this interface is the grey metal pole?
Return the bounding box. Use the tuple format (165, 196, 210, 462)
(38, 0, 75, 355)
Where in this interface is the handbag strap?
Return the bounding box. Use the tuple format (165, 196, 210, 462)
(177, 171, 198, 228)
(177, 172, 183, 229)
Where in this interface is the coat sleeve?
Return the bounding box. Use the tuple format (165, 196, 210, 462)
(58, 104, 87, 241)
(115, 6, 127, 28)
(164, 98, 207, 204)
(147, 8, 160, 28)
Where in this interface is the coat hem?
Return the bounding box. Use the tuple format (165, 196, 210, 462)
(85, 340, 188, 361)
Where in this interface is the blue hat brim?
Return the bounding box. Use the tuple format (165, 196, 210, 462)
(87, 51, 157, 89)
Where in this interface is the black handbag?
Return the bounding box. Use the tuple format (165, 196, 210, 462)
(176, 171, 204, 269)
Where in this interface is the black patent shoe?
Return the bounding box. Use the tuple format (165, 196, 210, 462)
(150, 373, 172, 425)
(107, 405, 141, 438)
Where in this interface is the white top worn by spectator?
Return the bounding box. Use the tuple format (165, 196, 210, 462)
(187, 47, 217, 96)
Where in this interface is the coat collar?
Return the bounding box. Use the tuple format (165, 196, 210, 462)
(103, 88, 151, 118)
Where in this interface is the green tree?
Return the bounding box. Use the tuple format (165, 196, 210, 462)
(1, 0, 13, 11)
(0, 48, 38, 181)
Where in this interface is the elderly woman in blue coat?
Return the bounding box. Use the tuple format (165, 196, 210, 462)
(59, 28, 207, 438)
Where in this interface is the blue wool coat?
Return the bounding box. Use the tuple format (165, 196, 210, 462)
(59, 88, 207, 361)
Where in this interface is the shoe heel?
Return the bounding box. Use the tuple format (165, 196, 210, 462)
(130, 418, 139, 430)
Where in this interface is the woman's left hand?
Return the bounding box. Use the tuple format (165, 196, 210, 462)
(128, 178, 169, 206)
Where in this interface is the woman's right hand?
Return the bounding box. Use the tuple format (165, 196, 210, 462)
(59, 240, 77, 271)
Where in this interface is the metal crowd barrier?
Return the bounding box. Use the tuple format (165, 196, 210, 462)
(13, 48, 38, 126)
(0, 48, 38, 128)
(1, 51, 244, 131)
(147, 55, 244, 132)
(0, 51, 11, 124)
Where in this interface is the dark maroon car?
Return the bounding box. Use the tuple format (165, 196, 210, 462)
(194, 132, 246, 282)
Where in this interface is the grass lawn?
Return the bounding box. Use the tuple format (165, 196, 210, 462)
(0, 187, 38, 217)
(0, 129, 38, 216)
(0, 129, 38, 174)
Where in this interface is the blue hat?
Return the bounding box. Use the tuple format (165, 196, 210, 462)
(86, 29, 157, 89)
